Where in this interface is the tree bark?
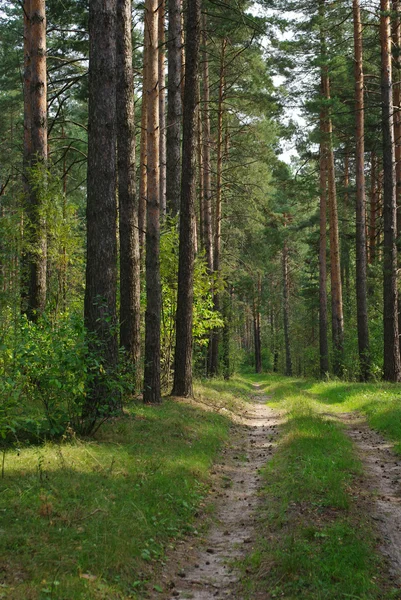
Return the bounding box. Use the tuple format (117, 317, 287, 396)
(353, 0, 370, 380)
(172, 0, 201, 396)
(393, 1, 401, 234)
(158, 0, 167, 217)
(369, 152, 378, 264)
(84, 0, 118, 420)
(21, 0, 32, 311)
(253, 274, 262, 374)
(201, 15, 213, 273)
(282, 238, 292, 377)
(318, 141, 329, 376)
(143, 0, 162, 402)
(322, 71, 344, 376)
(116, 0, 141, 375)
(166, 0, 182, 216)
(139, 27, 148, 253)
(208, 38, 226, 376)
(381, 0, 401, 381)
(320, 0, 344, 376)
(26, 0, 47, 319)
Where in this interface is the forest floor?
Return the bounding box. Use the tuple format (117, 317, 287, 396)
(4, 375, 401, 599)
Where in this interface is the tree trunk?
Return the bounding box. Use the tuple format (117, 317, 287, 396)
(322, 71, 344, 375)
(172, 0, 201, 397)
(320, 0, 344, 376)
(318, 141, 329, 376)
(353, 0, 370, 380)
(21, 0, 32, 311)
(341, 150, 350, 312)
(139, 28, 148, 253)
(282, 238, 292, 376)
(143, 0, 162, 402)
(381, 0, 401, 381)
(166, 0, 182, 216)
(393, 1, 401, 234)
(116, 0, 141, 376)
(84, 0, 118, 422)
(253, 274, 262, 374)
(26, 0, 47, 319)
(392, 1, 401, 354)
(201, 15, 213, 273)
(369, 152, 378, 264)
(208, 38, 226, 376)
(158, 0, 167, 217)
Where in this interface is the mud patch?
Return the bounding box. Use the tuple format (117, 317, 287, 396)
(337, 412, 401, 583)
(160, 384, 283, 599)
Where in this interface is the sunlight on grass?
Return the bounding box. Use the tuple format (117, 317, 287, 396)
(0, 393, 232, 599)
(241, 376, 396, 600)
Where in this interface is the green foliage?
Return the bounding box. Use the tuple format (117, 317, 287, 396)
(160, 223, 223, 387)
(0, 311, 137, 444)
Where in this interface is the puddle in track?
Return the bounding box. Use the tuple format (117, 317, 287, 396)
(336, 412, 401, 583)
(160, 383, 283, 599)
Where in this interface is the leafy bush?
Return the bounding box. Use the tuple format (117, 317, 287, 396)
(0, 311, 134, 444)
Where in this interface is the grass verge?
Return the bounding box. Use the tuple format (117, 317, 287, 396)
(242, 377, 397, 599)
(0, 383, 239, 600)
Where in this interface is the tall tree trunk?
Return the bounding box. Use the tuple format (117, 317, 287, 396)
(320, 0, 344, 376)
(282, 238, 292, 376)
(116, 0, 141, 376)
(172, 0, 201, 397)
(139, 31, 148, 253)
(21, 0, 32, 311)
(393, 1, 401, 233)
(208, 38, 226, 376)
(27, 0, 47, 319)
(201, 15, 213, 273)
(197, 93, 204, 248)
(158, 0, 167, 217)
(353, 0, 370, 380)
(319, 141, 329, 376)
(84, 0, 118, 422)
(341, 150, 350, 312)
(166, 0, 182, 216)
(392, 1, 401, 353)
(322, 72, 344, 375)
(369, 152, 378, 264)
(143, 0, 162, 402)
(381, 0, 401, 381)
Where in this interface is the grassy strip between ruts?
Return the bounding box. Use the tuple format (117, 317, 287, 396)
(241, 376, 399, 600)
(0, 378, 254, 600)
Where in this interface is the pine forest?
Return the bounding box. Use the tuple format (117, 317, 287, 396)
(3, 0, 401, 598)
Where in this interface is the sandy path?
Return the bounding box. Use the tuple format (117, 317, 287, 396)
(161, 385, 282, 599)
(336, 412, 401, 582)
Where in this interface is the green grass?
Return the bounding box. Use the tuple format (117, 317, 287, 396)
(259, 373, 401, 453)
(241, 375, 398, 600)
(0, 389, 235, 600)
